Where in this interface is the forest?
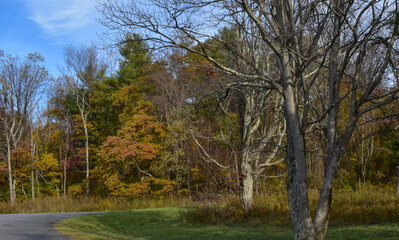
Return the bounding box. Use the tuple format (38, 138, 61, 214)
(1, 1, 399, 240)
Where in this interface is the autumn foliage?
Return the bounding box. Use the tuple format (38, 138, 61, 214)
(96, 111, 171, 197)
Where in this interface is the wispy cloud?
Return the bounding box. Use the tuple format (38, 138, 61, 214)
(26, 0, 97, 35)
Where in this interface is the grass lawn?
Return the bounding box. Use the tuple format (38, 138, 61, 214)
(57, 207, 399, 240)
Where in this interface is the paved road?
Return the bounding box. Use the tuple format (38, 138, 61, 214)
(0, 212, 98, 240)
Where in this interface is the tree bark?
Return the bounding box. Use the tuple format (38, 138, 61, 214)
(285, 128, 315, 240)
(241, 155, 254, 211)
(313, 159, 336, 240)
(281, 50, 315, 239)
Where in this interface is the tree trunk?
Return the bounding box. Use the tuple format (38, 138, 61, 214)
(281, 49, 315, 239)
(312, 1, 344, 238)
(6, 138, 16, 203)
(83, 119, 90, 196)
(64, 123, 69, 196)
(238, 93, 258, 211)
(234, 149, 242, 201)
(313, 161, 336, 240)
(285, 136, 315, 240)
(64, 153, 67, 196)
(396, 166, 399, 195)
(21, 183, 27, 198)
(30, 125, 35, 200)
(241, 156, 254, 211)
(59, 139, 63, 194)
(31, 170, 35, 199)
(12, 178, 16, 202)
(271, 1, 316, 236)
(3, 105, 15, 203)
(35, 169, 39, 194)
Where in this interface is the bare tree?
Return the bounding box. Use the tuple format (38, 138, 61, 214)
(0, 52, 48, 203)
(211, 22, 287, 210)
(63, 45, 106, 196)
(237, 88, 285, 210)
(97, 0, 399, 239)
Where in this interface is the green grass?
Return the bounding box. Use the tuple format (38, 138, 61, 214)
(57, 207, 399, 240)
(326, 225, 399, 240)
(57, 207, 291, 240)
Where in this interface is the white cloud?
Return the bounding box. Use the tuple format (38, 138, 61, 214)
(26, 0, 97, 35)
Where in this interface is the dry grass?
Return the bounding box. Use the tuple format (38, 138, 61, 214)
(328, 185, 399, 225)
(183, 185, 399, 226)
(0, 195, 194, 213)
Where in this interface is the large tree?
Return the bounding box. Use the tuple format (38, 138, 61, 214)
(98, 1, 399, 239)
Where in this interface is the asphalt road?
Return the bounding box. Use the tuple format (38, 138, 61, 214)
(0, 212, 97, 240)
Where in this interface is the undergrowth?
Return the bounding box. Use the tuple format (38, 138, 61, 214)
(182, 184, 399, 226)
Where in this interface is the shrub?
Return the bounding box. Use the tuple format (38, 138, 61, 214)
(68, 184, 84, 196)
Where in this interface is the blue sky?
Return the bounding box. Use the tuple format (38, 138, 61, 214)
(0, 0, 104, 77)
